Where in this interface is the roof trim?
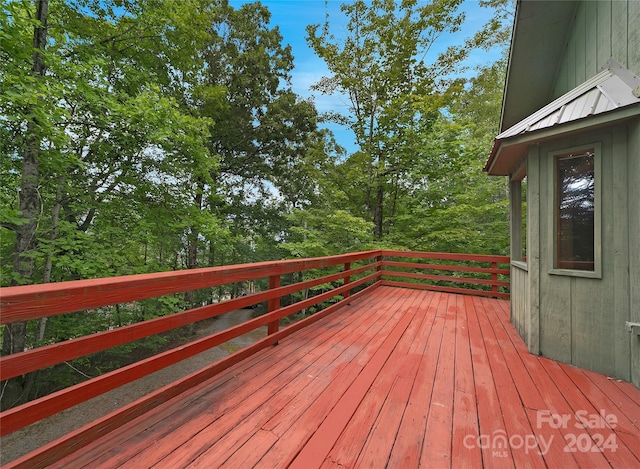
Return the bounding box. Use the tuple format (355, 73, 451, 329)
(499, 0, 578, 131)
(485, 103, 640, 176)
(485, 59, 640, 175)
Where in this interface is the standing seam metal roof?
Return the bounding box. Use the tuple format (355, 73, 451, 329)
(485, 59, 640, 175)
(495, 58, 640, 141)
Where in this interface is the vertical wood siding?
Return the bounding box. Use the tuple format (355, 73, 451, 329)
(553, 0, 640, 98)
(510, 265, 529, 343)
(527, 146, 541, 356)
(629, 119, 640, 387)
(535, 128, 632, 381)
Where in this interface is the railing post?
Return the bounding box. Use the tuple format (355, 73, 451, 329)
(491, 261, 498, 297)
(344, 262, 351, 299)
(268, 274, 280, 339)
(376, 254, 383, 283)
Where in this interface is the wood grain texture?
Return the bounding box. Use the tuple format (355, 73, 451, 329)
(0, 272, 380, 436)
(0, 263, 377, 380)
(380, 269, 510, 287)
(383, 260, 510, 275)
(5, 287, 640, 469)
(381, 280, 510, 299)
(0, 251, 381, 323)
(1, 250, 514, 439)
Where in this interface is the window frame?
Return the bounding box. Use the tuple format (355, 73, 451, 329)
(547, 143, 601, 279)
(510, 160, 527, 271)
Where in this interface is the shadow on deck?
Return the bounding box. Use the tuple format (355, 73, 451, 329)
(21, 286, 640, 468)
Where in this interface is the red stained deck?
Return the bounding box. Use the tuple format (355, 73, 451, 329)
(23, 287, 640, 468)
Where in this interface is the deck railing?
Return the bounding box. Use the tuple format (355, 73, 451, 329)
(0, 250, 509, 442)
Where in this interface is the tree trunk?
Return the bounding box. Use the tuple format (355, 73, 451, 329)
(23, 176, 63, 401)
(187, 181, 204, 271)
(185, 182, 203, 310)
(1, 0, 49, 411)
(373, 182, 384, 239)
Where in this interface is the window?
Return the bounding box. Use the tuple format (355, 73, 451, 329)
(550, 144, 600, 277)
(510, 166, 527, 270)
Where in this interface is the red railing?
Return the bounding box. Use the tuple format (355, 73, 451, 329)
(379, 251, 510, 298)
(0, 250, 509, 445)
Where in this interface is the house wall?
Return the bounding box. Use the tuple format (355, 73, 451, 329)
(509, 152, 539, 355)
(629, 118, 640, 388)
(510, 264, 530, 346)
(553, 0, 640, 98)
(526, 125, 634, 381)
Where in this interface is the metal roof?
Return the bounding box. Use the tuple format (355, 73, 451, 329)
(499, 0, 578, 131)
(496, 59, 640, 140)
(485, 59, 640, 175)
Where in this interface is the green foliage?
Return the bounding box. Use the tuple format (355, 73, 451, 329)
(306, 0, 512, 240)
(382, 58, 511, 254)
(1, 0, 515, 408)
(283, 208, 374, 258)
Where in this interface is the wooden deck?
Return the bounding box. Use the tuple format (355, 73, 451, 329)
(26, 286, 640, 468)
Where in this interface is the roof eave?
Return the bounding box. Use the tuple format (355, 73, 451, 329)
(500, 1, 578, 132)
(486, 103, 640, 176)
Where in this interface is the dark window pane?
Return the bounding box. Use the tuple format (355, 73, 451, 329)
(556, 151, 595, 271)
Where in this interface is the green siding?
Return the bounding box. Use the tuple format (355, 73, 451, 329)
(505, 0, 638, 385)
(612, 126, 631, 380)
(533, 129, 632, 381)
(553, 0, 640, 98)
(527, 146, 541, 356)
(630, 0, 640, 73)
(511, 265, 528, 341)
(596, 0, 612, 68)
(629, 119, 640, 388)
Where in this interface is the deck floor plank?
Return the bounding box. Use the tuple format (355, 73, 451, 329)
(13, 286, 640, 469)
(419, 292, 458, 467)
(60, 286, 396, 469)
(153, 287, 404, 468)
(260, 289, 417, 469)
(450, 295, 482, 468)
(485, 298, 617, 468)
(325, 290, 433, 469)
(481, 297, 580, 468)
(466, 290, 516, 468)
(477, 296, 548, 468)
(385, 292, 445, 468)
(581, 368, 640, 431)
(539, 358, 640, 468)
(173, 287, 406, 468)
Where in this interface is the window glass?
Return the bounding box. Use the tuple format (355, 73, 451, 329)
(556, 150, 595, 271)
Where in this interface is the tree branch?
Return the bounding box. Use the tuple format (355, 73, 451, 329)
(1, 222, 18, 232)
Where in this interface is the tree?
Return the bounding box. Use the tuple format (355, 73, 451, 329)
(187, 1, 330, 271)
(307, 0, 510, 240)
(0, 0, 215, 408)
(1, 0, 50, 409)
(386, 58, 511, 254)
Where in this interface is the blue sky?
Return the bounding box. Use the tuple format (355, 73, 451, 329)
(228, 0, 507, 155)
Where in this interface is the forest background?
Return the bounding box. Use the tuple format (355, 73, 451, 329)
(0, 0, 514, 409)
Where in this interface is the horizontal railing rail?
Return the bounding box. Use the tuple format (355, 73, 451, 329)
(379, 250, 511, 299)
(0, 249, 509, 447)
(0, 251, 381, 436)
(0, 250, 379, 325)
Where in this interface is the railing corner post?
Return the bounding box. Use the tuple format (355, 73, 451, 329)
(268, 274, 281, 343)
(491, 261, 498, 297)
(376, 254, 383, 283)
(343, 262, 351, 300)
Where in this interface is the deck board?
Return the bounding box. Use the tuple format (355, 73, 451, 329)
(149, 288, 404, 468)
(24, 287, 640, 468)
(324, 289, 432, 468)
(419, 292, 457, 467)
(386, 293, 445, 468)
